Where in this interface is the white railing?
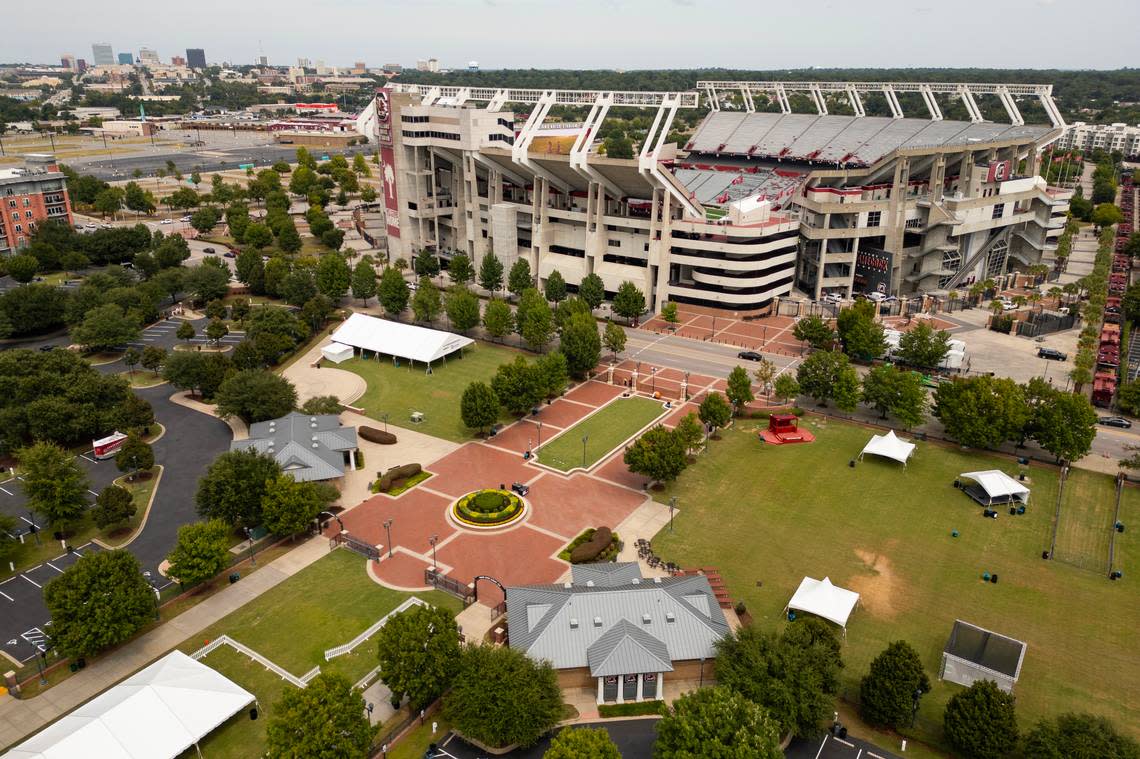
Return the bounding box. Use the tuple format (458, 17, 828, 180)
(191, 634, 318, 688)
(324, 596, 426, 661)
(354, 664, 383, 691)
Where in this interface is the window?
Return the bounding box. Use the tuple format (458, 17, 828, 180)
(23, 198, 30, 207)
(866, 211, 881, 227)
(25, 210, 33, 219)
(7, 200, 14, 208)
(607, 239, 620, 247)
(992, 203, 1005, 220)
(10, 212, 18, 221)
(14, 224, 22, 232)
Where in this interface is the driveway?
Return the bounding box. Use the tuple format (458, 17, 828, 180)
(430, 719, 660, 759)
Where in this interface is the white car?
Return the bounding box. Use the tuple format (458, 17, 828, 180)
(179, 216, 192, 223)
(160, 219, 173, 225)
(822, 292, 845, 304)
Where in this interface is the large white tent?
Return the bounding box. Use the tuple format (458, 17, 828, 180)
(329, 312, 474, 364)
(2, 651, 254, 759)
(959, 470, 1031, 505)
(785, 576, 861, 634)
(859, 430, 916, 466)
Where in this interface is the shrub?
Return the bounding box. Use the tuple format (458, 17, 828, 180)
(453, 489, 523, 526)
(557, 528, 622, 563)
(359, 426, 397, 445)
(569, 526, 613, 563)
(377, 463, 421, 491)
(598, 700, 665, 718)
(470, 490, 510, 513)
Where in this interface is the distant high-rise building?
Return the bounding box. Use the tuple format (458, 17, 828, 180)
(352, 61, 367, 75)
(382, 63, 402, 73)
(297, 57, 311, 68)
(171, 55, 186, 66)
(0, 155, 74, 254)
(76, 59, 87, 73)
(138, 47, 160, 65)
(186, 48, 206, 69)
(117, 52, 133, 65)
(60, 55, 76, 71)
(91, 43, 114, 66)
(255, 55, 268, 67)
(416, 58, 440, 73)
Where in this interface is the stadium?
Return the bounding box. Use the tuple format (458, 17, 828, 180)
(358, 80, 1072, 310)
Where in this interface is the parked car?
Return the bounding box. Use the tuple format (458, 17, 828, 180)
(1037, 347, 1067, 361)
(822, 292, 845, 304)
(160, 218, 173, 225)
(203, 247, 216, 254)
(737, 350, 764, 361)
(38, 344, 56, 352)
(223, 251, 236, 259)
(1099, 416, 1132, 429)
(179, 216, 192, 223)
(511, 482, 530, 496)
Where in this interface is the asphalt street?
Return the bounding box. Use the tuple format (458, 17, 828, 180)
(430, 719, 659, 759)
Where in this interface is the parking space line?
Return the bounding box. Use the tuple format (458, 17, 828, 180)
(87, 489, 99, 496)
(21, 575, 41, 588)
(80, 454, 96, 463)
(834, 737, 855, 748)
(0, 590, 12, 602)
(46, 562, 62, 573)
(814, 735, 829, 759)
(0, 486, 11, 495)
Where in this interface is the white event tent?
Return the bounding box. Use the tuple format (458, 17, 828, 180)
(785, 576, 861, 634)
(320, 342, 354, 364)
(959, 470, 1030, 505)
(328, 312, 474, 365)
(859, 430, 916, 466)
(1, 651, 254, 759)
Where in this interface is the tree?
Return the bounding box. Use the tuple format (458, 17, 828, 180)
(753, 358, 777, 398)
(612, 280, 646, 323)
(1118, 379, 1140, 417)
(204, 299, 227, 321)
(544, 269, 567, 303)
(6, 254, 39, 284)
(411, 276, 442, 323)
(1091, 202, 1124, 229)
(448, 252, 474, 287)
(793, 315, 836, 349)
(896, 322, 952, 369)
(214, 370, 298, 424)
(445, 287, 480, 333)
(624, 425, 687, 483)
(115, 433, 154, 479)
(376, 604, 461, 712)
(554, 297, 591, 332)
(863, 364, 908, 419)
(934, 376, 1028, 449)
(314, 253, 351, 300)
(123, 346, 141, 376)
(266, 673, 372, 759)
(560, 311, 601, 378)
(242, 221, 274, 249)
(352, 152, 371, 176)
(414, 248, 440, 278)
(536, 351, 570, 399)
(153, 268, 185, 305)
(544, 727, 621, 759)
(482, 298, 514, 341)
(1031, 389, 1098, 462)
(602, 321, 626, 357)
(176, 320, 195, 343)
(190, 205, 219, 234)
(261, 473, 336, 539)
(71, 303, 141, 351)
(166, 519, 231, 588)
(507, 258, 533, 297)
(93, 187, 124, 218)
(91, 484, 136, 530)
(204, 318, 229, 346)
(797, 350, 853, 407)
(518, 288, 555, 352)
(699, 392, 732, 437)
(859, 641, 932, 729)
(479, 251, 504, 294)
(603, 134, 634, 159)
(444, 644, 563, 749)
(19, 442, 89, 528)
(674, 412, 704, 456)
(838, 303, 886, 360)
(1023, 713, 1140, 759)
(725, 365, 754, 416)
(492, 356, 545, 415)
(943, 680, 1019, 759)
(183, 262, 231, 306)
(43, 550, 154, 658)
(655, 687, 782, 759)
(377, 267, 410, 317)
(461, 381, 500, 434)
(350, 260, 376, 304)
(154, 235, 191, 269)
(141, 345, 166, 374)
(578, 272, 605, 310)
(196, 449, 282, 527)
(299, 395, 342, 415)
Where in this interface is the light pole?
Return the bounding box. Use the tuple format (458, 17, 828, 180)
(581, 434, 588, 469)
(537, 420, 543, 448)
(243, 527, 256, 567)
(144, 571, 160, 620)
(669, 496, 676, 532)
(383, 519, 393, 559)
(381, 413, 389, 432)
(428, 534, 438, 570)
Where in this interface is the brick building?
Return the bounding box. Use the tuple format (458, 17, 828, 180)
(0, 155, 73, 254)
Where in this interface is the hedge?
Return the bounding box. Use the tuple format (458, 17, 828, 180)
(453, 489, 523, 526)
(558, 528, 622, 563)
(598, 700, 665, 718)
(360, 426, 398, 445)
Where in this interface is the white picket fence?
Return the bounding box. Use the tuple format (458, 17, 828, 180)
(191, 635, 320, 688)
(323, 596, 426, 661)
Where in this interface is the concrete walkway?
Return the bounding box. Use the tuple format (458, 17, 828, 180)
(0, 537, 330, 751)
(282, 340, 367, 407)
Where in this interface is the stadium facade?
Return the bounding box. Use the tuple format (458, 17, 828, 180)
(358, 81, 1071, 310)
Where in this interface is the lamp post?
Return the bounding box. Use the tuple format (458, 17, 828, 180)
(669, 496, 676, 532)
(537, 420, 543, 448)
(911, 687, 923, 727)
(144, 571, 160, 620)
(381, 413, 389, 433)
(698, 657, 705, 688)
(428, 534, 438, 570)
(243, 527, 256, 567)
(581, 434, 588, 469)
(383, 519, 393, 559)
(35, 643, 48, 686)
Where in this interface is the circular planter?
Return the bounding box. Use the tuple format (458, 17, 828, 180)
(451, 489, 526, 530)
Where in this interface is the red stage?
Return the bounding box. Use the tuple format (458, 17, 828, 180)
(758, 414, 815, 445)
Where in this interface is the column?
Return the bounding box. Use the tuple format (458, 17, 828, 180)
(616, 676, 624, 704)
(597, 677, 604, 705)
(635, 674, 644, 702)
(655, 672, 663, 700)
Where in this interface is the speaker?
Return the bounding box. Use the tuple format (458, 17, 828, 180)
(249, 707, 258, 721)
(1009, 507, 1017, 516)
(1042, 551, 1050, 560)
(991, 574, 999, 584)
(838, 727, 848, 739)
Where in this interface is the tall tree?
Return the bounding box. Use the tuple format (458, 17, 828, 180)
(214, 369, 298, 424)
(461, 381, 500, 434)
(43, 550, 154, 658)
(376, 604, 462, 712)
(793, 315, 836, 349)
(261, 473, 336, 538)
(624, 425, 687, 483)
(655, 687, 782, 759)
(377, 267, 410, 317)
(445, 287, 481, 333)
(1031, 389, 1098, 462)
(602, 321, 627, 357)
(71, 303, 141, 351)
(544, 269, 567, 303)
(1023, 713, 1140, 759)
(492, 356, 545, 415)
(674, 412, 704, 455)
(796, 350, 853, 406)
(91, 484, 136, 530)
(196, 449, 282, 527)
(482, 298, 514, 341)
(414, 247, 440, 278)
(698, 392, 732, 437)
(774, 373, 800, 406)
(943, 680, 1019, 759)
(517, 288, 554, 352)
(478, 250, 504, 294)
(508, 258, 533, 298)
(725, 365, 755, 415)
(933, 375, 1028, 449)
(165, 519, 231, 588)
(115, 433, 154, 479)
(315, 253, 351, 300)
(559, 311, 601, 378)
(19, 442, 89, 528)
(448, 252, 474, 287)
(411, 276, 442, 323)
(896, 322, 952, 369)
(578, 272, 605, 310)
(350, 260, 376, 305)
(612, 281, 646, 323)
(266, 673, 373, 759)
(859, 641, 932, 729)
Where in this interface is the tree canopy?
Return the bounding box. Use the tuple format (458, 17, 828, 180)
(265, 672, 373, 759)
(1022, 713, 1140, 759)
(196, 449, 283, 527)
(933, 375, 1028, 449)
(214, 370, 298, 424)
(18, 441, 89, 528)
(859, 640, 931, 729)
(543, 727, 621, 759)
(624, 425, 688, 483)
(943, 680, 1019, 759)
(166, 519, 232, 588)
(654, 686, 782, 759)
(375, 604, 462, 712)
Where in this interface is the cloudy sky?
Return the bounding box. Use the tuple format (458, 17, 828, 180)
(5, 0, 1136, 70)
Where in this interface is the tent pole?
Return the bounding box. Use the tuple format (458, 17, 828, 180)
(195, 742, 203, 759)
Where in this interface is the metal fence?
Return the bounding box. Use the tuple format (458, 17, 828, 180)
(425, 568, 474, 604)
(330, 532, 380, 561)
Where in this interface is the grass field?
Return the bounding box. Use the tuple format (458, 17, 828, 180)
(537, 396, 666, 471)
(649, 417, 1140, 749)
(342, 342, 523, 442)
(1052, 468, 1118, 572)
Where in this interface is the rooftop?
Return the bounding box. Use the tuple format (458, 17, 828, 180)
(230, 412, 357, 483)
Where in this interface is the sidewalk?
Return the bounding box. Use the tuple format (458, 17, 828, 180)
(0, 537, 330, 751)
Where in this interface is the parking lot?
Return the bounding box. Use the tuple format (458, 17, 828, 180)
(127, 318, 245, 352)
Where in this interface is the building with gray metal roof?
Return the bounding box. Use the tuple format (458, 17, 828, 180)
(230, 412, 358, 483)
(507, 563, 729, 705)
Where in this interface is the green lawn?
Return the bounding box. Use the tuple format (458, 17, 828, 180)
(341, 342, 523, 442)
(1052, 468, 1117, 572)
(537, 395, 666, 471)
(649, 418, 1140, 749)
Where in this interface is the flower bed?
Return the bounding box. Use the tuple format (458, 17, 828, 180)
(558, 528, 623, 563)
(453, 489, 524, 527)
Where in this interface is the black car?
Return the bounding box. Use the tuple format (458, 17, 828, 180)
(738, 350, 764, 361)
(1038, 347, 1067, 361)
(223, 251, 236, 259)
(1099, 416, 1133, 429)
(38, 344, 57, 352)
(511, 482, 530, 496)
(203, 247, 216, 254)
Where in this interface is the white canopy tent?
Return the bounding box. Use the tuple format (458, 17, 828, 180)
(320, 342, 354, 364)
(1, 651, 254, 759)
(329, 312, 474, 365)
(785, 576, 861, 634)
(959, 470, 1031, 505)
(859, 430, 916, 466)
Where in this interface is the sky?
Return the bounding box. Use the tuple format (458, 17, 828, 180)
(5, 0, 1138, 70)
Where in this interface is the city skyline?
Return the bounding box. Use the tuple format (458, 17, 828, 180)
(4, 0, 1139, 70)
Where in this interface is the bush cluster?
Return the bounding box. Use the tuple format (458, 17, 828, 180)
(558, 527, 622, 563)
(454, 489, 523, 525)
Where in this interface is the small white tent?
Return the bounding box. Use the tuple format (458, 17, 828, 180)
(320, 342, 354, 364)
(1, 651, 254, 759)
(959, 470, 1030, 505)
(859, 430, 916, 466)
(785, 576, 861, 634)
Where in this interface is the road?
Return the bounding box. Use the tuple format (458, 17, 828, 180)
(624, 326, 800, 378)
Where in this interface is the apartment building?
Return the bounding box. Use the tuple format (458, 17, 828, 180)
(0, 156, 73, 255)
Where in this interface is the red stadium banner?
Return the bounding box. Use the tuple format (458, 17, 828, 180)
(986, 160, 1012, 183)
(376, 88, 400, 239)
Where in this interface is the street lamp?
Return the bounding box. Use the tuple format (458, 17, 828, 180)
(428, 534, 438, 570)
(581, 434, 589, 469)
(911, 687, 924, 727)
(243, 527, 256, 567)
(144, 571, 160, 620)
(381, 413, 389, 433)
(537, 420, 543, 448)
(383, 519, 394, 559)
(669, 496, 676, 532)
